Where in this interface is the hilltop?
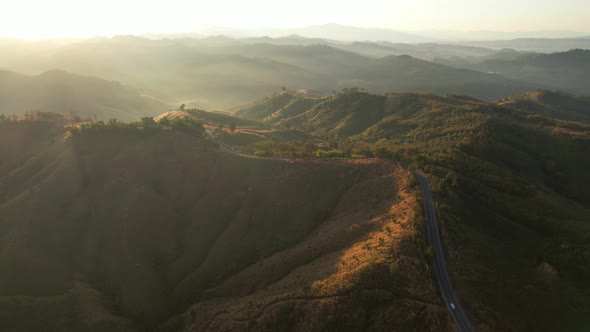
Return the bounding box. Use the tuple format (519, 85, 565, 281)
(236, 90, 483, 139)
(156, 108, 327, 157)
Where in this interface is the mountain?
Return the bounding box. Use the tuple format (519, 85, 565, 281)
(350, 55, 537, 100)
(472, 49, 590, 94)
(419, 30, 589, 42)
(0, 117, 451, 331)
(199, 23, 433, 43)
(236, 89, 590, 330)
(459, 37, 590, 52)
(152, 34, 506, 63)
(276, 23, 434, 43)
(0, 37, 539, 109)
(150, 26, 588, 44)
(215, 43, 368, 78)
(156, 108, 261, 127)
(0, 70, 172, 120)
(226, 45, 538, 101)
(500, 90, 590, 122)
(30, 37, 322, 109)
(335, 41, 500, 60)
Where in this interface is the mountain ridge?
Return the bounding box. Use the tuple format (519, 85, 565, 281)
(0, 69, 172, 120)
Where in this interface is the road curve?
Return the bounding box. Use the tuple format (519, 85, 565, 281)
(415, 171, 475, 332)
(205, 129, 240, 155)
(204, 129, 307, 162)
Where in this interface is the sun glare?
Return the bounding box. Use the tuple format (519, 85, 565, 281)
(1, 0, 589, 39)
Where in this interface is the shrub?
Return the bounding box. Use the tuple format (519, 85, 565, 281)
(167, 118, 205, 137)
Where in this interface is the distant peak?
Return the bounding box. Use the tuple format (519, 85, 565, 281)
(321, 23, 344, 27)
(39, 69, 71, 76)
(284, 34, 306, 40)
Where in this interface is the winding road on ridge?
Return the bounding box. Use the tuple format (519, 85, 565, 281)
(205, 130, 474, 330)
(416, 170, 475, 332)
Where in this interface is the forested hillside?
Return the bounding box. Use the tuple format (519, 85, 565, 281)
(237, 88, 590, 330)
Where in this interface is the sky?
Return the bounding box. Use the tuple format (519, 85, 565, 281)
(1, 0, 589, 39)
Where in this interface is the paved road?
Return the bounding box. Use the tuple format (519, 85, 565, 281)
(204, 129, 306, 163)
(205, 129, 238, 155)
(416, 171, 475, 332)
(205, 131, 472, 329)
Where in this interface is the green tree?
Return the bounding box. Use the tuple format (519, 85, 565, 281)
(158, 117, 171, 126)
(179, 103, 186, 111)
(141, 117, 157, 127)
(70, 115, 81, 123)
(373, 147, 391, 159)
(229, 122, 236, 132)
(169, 118, 205, 137)
(108, 118, 121, 128)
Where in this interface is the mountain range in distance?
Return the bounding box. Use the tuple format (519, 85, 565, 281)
(144, 23, 590, 46)
(2, 38, 589, 115)
(1, 35, 589, 119)
(0, 70, 172, 121)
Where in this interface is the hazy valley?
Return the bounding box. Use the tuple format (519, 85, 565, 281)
(4, 35, 590, 112)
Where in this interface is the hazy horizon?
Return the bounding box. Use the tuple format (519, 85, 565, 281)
(1, 23, 588, 43)
(2, 0, 590, 40)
